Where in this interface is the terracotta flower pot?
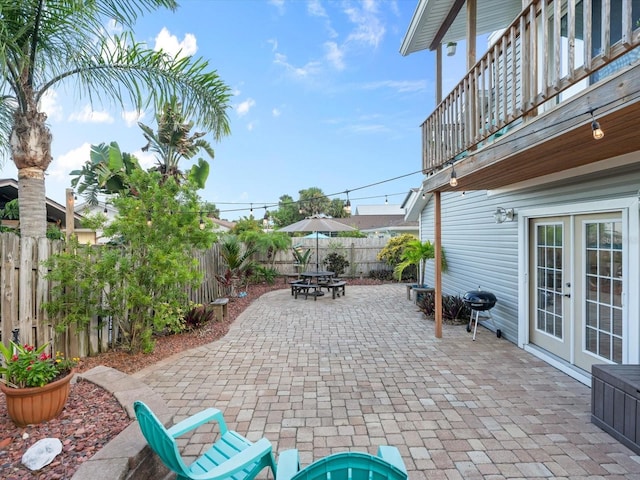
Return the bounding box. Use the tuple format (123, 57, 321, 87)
(1, 370, 74, 427)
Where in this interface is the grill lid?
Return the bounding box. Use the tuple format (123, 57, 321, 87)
(463, 290, 497, 310)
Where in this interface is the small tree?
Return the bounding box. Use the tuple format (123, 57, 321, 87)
(377, 234, 417, 281)
(394, 239, 447, 287)
(46, 170, 216, 354)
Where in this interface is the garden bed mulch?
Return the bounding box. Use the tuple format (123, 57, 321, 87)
(0, 278, 384, 479)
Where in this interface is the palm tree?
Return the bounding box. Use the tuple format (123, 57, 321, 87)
(0, 0, 231, 237)
(394, 240, 447, 286)
(139, 97, 215, 188)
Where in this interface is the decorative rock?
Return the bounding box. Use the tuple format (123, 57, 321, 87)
(21, 438, 63, 471)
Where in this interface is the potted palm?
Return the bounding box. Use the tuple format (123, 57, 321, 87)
(0, 341, 78, 426)
(393, 239, 447, 287)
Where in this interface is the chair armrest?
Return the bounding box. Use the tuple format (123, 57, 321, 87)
(376, 446, 407, 474)
(276, 449, 300, 480)
(196, 438, 275, 479)
(167, 408, 228, 438)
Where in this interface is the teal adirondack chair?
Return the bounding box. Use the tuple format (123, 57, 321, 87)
(276, 446, 408, 480)
(134, 401, 277, 480)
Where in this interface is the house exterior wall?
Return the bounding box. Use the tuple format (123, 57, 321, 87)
(419, 151, 640, 382)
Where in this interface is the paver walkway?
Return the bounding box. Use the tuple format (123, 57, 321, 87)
(133, 284, 640, 479)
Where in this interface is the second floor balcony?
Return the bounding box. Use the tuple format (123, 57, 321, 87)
(403, 0, 640, 192)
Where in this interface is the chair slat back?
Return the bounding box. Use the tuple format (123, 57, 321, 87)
(292, 452, 407, 480)
(134, 401, 188, 476)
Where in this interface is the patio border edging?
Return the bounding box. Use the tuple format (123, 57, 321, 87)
(71, 366, 171, 480)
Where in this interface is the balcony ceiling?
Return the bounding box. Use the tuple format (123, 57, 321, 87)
(400, 0, 522, 55)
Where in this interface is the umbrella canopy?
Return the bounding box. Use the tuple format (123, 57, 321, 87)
(303, 232, 330, 239)
(279, 215, 355, 271)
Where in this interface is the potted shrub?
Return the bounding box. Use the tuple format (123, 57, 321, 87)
(0, 342, 78, 426)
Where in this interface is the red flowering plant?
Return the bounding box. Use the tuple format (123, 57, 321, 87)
(0, 341, 78, 388)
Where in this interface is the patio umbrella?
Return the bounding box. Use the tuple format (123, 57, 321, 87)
(279, 214, 356, 271)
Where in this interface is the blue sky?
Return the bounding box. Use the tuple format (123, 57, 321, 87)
(1, 0, 468, 220)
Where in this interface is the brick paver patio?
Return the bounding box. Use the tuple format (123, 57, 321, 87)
(133, 284, 640, 479)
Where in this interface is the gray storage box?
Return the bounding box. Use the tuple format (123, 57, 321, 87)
(591, 364, 640, 454)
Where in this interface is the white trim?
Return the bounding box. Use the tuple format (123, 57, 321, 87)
(524, 345, 591, 386)
(518, 196, 639, 381)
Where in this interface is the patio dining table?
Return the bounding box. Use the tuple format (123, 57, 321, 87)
(294, 271, 335, 299)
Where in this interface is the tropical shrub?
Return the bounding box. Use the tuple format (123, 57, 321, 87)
(323, 252, 349, 276)
(417, 292, 470, 323)
(183, 304, 216, 330)
(251, 265, 280, 285)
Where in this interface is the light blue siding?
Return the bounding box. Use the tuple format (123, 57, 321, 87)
(419, 160, 640, 343)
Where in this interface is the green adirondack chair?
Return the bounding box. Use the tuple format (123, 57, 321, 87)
(134, 401, 277, 480)
(276, 446, 408, 480)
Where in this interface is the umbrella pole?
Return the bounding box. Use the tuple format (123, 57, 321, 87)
(316, 232, 319, 271)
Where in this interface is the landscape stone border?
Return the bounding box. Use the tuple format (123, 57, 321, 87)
(71, 366, 171, 480)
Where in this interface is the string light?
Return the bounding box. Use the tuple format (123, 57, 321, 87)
(591, 111, 604, 140)
(146, 211, 152, 227)
(199, 211, 205, 230)
(449, 163, 458, 187)
(385, 195, 388, 204)
(343, 190, 351, 214)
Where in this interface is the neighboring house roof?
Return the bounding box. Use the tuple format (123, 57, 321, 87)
(210, 218, 235, 231)
(335, 214, 418, 236)
(400, 0, 521, 55)
(354, 204, 407, 216)
(0, 178, 83, 228)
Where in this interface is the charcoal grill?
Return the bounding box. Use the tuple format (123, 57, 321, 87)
(463, 290, 501, 340)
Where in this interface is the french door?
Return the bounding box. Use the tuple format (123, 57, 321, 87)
(530, 213, 624, 372)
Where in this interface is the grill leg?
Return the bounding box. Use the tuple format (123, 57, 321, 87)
(469, 309, 497, 340)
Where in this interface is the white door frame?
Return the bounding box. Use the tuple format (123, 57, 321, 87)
(517, 197, 639, 385)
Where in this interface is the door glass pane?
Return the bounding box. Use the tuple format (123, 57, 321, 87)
(584, 220, 623, 363)
(536, 224, 563, 339)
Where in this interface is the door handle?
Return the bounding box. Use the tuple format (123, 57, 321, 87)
(563, 293, 571, 298)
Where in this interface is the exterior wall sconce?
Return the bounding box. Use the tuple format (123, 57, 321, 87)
(446, 42, 457, 56)
(494, 207, 515, 224)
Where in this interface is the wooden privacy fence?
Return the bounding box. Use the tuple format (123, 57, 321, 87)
(0, 235, 390, 358)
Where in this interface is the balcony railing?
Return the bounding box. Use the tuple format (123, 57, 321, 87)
(423, 0, 640, 173)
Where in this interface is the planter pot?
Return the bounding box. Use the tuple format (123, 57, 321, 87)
(1, 371, 74, 427)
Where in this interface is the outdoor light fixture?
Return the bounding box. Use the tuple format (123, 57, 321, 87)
(103, 205, 108, 214)
(493, 207, 515, 224)
(263, 207, 269, 228)
(446, 42, 457, 56)
(199, 211, 205, 230)
(343, 191, 351, 214)
(449, 164, 458, 187)
(146, 212, 152, 227)
(385, 195, 388, 204)
(591, 113, 604, 140)
(422, 191, 426, 200)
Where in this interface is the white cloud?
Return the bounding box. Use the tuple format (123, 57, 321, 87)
(363, 79, 429, 93)
(272, 108, 281, 117)
(49, 143, 92, 180)
(307, 0, 327, 17)
(122, 109, 145, 127)
(131, 149, 156, 170)
(39, 90, 63, 121)
(68, 105, 114, 124)
(274, 53, 322, 79)
(236, 98, 256, 117)
(268, 0, 285, 14)
(267, 38, 278, 52)
(247, 122, 255, 131)
(154, 27, 197, 58)
(324, 42, 345, 70)
(343, 1, 386, 48)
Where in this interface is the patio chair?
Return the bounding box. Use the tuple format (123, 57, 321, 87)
(276, 446, 407, 480)
(134, 401, 277, 480)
